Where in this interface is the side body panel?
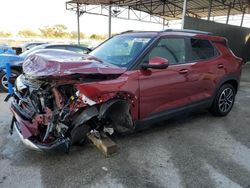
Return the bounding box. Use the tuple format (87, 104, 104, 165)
(138, 63, 200, 119)
(186, 56, 226, 103)
(76, 71, 140, 121)
(138, 37, 242, 120)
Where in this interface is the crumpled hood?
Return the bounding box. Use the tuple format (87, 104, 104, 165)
(22, 49, 126, 78)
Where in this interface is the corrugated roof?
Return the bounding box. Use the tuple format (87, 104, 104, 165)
(68, 0, 250, 20)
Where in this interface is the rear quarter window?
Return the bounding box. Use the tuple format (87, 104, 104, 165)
(190, 39, 218, 61)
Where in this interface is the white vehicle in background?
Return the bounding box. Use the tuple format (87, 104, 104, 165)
(21, 42, 48, 52)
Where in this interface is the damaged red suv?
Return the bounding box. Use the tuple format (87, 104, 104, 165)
(9, 30, 242, 152)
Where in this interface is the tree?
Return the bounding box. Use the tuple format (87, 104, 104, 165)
(39, 24, 69, 38)
(39, 26, 55, 38)
(53, 24, 68, 38)
(70, 31, 85, 39)
(0, 31, 12, 37)
(90, 34, 106, 40)
(18, 29, 38, 37)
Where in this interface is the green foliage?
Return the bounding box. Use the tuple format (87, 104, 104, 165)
(0, 24, 108, 41)
(39, 24, 69, 38)
(53, 24, 68, 38)
(39, 26, 55, 38)
(90, 34, 106, 40)
(0, 31, 12, 37)
(70, 31, 85, 39)
(18, 29, 38, 37)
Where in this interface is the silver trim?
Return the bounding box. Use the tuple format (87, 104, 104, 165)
(219, 88, 234, 113)
(14, 122, 42, 151)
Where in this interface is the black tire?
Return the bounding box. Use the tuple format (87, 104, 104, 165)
(70, 124, 90, 145)
(210, 84, 236, 116)
(0, 70, 20, 92)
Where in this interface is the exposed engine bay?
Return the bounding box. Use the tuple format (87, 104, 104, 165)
(9, 51, 135, 152)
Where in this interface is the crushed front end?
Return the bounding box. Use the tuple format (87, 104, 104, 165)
(9, 51, 136, 152)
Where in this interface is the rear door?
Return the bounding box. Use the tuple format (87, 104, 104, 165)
(139, 37, 201, 119)
(185, 38, 225, 101)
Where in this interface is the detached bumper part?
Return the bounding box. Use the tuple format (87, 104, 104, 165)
(14, 121, 70, 153)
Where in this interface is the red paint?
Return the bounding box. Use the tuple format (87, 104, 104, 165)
(75, 33, 242, 120)
(23, 53, 126, 78)
(16, 31, 242, 136)
(149, 56, 169, 65)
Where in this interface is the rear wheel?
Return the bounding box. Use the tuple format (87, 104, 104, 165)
(0, 70, 20, 92)
(210, 84, 236, 116)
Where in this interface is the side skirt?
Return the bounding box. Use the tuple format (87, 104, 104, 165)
(134, 98, 213, 131)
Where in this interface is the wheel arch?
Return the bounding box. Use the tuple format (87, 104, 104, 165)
(223, 80, 238, 93)
(216, 74, 240, 95)
(99, 98, 134, 133)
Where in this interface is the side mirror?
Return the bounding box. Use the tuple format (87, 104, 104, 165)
(141, 56, 169, 69)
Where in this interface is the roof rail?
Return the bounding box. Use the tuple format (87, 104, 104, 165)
(163, 29, 213, 35)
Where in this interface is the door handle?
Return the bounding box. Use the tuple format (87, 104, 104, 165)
(217, 64, 224, 69)
(179, 69, 189, 74)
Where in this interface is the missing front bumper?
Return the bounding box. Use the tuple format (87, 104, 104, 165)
(14, 121, 70, 153)
(14, 121, 41, 151)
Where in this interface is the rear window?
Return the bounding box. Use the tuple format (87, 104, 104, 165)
(190, 39, 218, 61)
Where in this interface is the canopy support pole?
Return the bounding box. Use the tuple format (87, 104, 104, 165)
(240, 7, 246, 27)
(181, 0, 187, 29)
(108, 5, 112, 38)
(207, 0, 213, 20)
(226, 2, 232, 24)
(77, 3, 80, 45)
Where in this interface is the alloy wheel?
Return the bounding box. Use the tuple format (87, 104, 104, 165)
(218, 88, 234, 113)
(1, 72, 18, 90)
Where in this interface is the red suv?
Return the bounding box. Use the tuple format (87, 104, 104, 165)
(9, 30, 242, 152)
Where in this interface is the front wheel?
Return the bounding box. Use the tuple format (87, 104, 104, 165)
(70, 124, 90, 145)
(210, 84, 236, 116)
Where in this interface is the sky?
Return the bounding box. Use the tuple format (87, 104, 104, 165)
(0, 0, 168, 36)
(0, 0, 249, 36)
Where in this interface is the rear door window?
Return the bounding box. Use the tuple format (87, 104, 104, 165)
(190, 39, 218, 61)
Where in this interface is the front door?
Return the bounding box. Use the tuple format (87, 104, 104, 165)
(139, 37, 201, 119)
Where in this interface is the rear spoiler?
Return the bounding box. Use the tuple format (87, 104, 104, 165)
(212, 36, 244, 64)
(211, 37, 228, 47)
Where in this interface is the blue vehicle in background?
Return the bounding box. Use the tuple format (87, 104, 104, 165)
(0, 44, 16, 55)
(0, 45, 21, 91)
(0, 43, 91, 91)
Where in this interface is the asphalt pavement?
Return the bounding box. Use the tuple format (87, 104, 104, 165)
(0, 64, 250, 188)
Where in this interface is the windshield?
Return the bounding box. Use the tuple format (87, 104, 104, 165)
(89, 35, 152, 67)
(19, 44, 47, 58)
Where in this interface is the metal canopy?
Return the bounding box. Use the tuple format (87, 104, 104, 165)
(67, 0, 250, 20)
(66, 0, 250, 44)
